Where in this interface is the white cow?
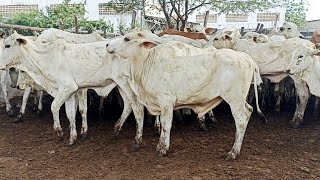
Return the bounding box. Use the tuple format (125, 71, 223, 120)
(9, 68, 44, 122)
(279, 21, 304, 39)
(286, 46, 320, 98)
(242, 32, 271, 43)
(106, 32, 265, 159)
(0, 33, 145, 147)
(0, 32, 16, 116)
(211, 32, 315, 128)
(37, 28, 106, 43)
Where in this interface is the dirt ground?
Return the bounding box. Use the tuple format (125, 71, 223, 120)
(0, 97, 320, 180)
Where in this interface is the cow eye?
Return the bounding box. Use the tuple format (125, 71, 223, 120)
(214, 38, 218, 41)
(288, 28, 292, 30)
(298, 55, 303, 59)
(5, 45, 10, 48)
(124, 37, 130, 42)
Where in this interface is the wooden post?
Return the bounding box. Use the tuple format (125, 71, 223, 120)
(203, 11, 209, 28)
(240, 27, 245, 35)
(274, 14, 279, 29)
(258, 24, 264, 33)
(255, 23, 260, 32)
(74, 16, 79, 34)
(131, 10, 137, 29)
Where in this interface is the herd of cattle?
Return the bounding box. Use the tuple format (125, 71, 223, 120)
(0, 21, 319, 160)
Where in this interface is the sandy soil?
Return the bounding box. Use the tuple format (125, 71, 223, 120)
(0, 97, 320, 180)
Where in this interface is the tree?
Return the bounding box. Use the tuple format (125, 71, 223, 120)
(283, 0, 308, 28)
(106, 0, 286, 30)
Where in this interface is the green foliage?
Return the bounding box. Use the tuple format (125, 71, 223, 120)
(283, 0, 308, 28)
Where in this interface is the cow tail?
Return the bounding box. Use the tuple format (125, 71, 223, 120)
(253, 62, 267, 123)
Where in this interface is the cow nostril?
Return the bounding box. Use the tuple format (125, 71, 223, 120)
(106, 44, 109, 48)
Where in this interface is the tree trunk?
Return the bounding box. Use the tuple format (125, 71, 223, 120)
(131, 10, 137, 29)
(203, 11, 209, 28)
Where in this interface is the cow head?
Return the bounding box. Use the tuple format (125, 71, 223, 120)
(280, 21, 304, 39)
(210, 32, 234, 49)
(106, 32, 158, 59)
(0, 32, 27, 70)
(287, 46, 320, 75)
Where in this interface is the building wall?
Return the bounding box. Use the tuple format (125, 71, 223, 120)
(144, 1, 286, 30)
(0, 0, 133, 31)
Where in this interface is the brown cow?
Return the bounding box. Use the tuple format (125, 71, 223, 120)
(311, 29, 320, 49)
(159, 29, 209, 41)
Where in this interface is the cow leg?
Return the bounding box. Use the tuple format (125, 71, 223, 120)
(51, 86, 77, 139)
(1, 71, 13, 117)
(274, 83, 282, 113)
(77, 89, 88, 139)
(182, 108, 192, 116)
(207, 110, 217, 123)
(64, 93, 77, 145)
(114, 87, 133, 135)
(314, 96, 320, 115)
(37, 90, 44, 116)
(98, 96, 104, 117)
(14, 87, 32, 123)
(226, 102, 252, 160)
(156, 104, 174, 156)
(291, 77, 309, 128)
(114, 81, 144, 150)
(115, 89, 124, 108)
(154, 115, 160, 135)
(199, 115, 208, 132)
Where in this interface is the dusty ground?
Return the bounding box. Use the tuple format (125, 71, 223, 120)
(0, 97, 320, 180)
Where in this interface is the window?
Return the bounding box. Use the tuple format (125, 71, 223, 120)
(99, 3, 130, 15)
(196, 14, 217, 23)
(257, 13, 279, 22)
(0, 5, 38, 17)
(226, 14, 248, 22)
(49, 3, 85, 10)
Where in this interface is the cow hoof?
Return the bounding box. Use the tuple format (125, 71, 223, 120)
(13, 116, 23, 123)
(225, 152, 237, 161)
(131, 144, 139, 152)
(6, 110, 15, 117)
(199, 125, 208, 132)
(114, 125, 121, 135)
(290, 122, 301, 129)
(56, 130, 64, 138)
(31, 106, 38, 112)
(37, 110, 43, 117)
(67, 142, 75, 147)
(158, 150, 167, 157)
(81, 133, 88, 140)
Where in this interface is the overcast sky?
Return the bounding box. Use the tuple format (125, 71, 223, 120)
(306, 0, 320, 21)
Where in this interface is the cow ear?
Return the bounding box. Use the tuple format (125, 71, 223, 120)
(141, 41, 157, 49)
(0, 32, 5, 39)
(311, 49, 320, 56)
(224, 34, 232, 41)
(253, 36, 257, 42)
(16, 38, 27, 45)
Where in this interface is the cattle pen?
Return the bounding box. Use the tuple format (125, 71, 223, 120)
(0, 22, 320, 179)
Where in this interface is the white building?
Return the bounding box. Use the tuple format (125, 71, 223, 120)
(144, 0, 286, 31)
(0, 0, 286, 31)
(0, 0, 134, 31)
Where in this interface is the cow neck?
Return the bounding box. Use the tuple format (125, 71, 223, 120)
(301, 57, 320, 97)
(19, 41, 57, 95)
